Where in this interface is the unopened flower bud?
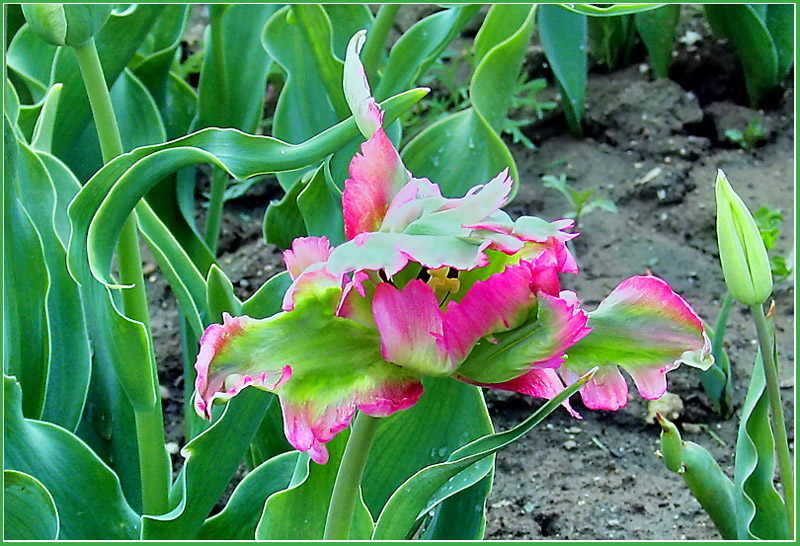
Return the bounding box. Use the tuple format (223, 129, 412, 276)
(22, 4, 112, 47)
(714, 169, 772, 306)
(656, 413, 684, 473)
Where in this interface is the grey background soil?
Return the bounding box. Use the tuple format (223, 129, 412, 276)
(143, 5, 795, 540)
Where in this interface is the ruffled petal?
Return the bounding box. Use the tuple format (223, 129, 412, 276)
(281, 263, 343, 312)
(344, 30, 382, 139)
(343, 128, 410, 239)
(372, 280, 454, 376)
(455, 290, 590, 385)
(193, 297, 422, 463)
(464, 368, 582, 419)
(562, 275, 713, 408)
(560, 365, 629, 411)
(283, 236, 332, 280)
(443, 262, 537, 363)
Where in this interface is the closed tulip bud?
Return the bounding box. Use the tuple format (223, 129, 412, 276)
(22, 4, 112, 47)
(715, 169, 772, 306)
(656, 413, 684, 473)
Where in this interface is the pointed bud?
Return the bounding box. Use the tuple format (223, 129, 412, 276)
(22, 4, 112, 47)
(714, 169, 772, 306)
(656, 413, 684, 473)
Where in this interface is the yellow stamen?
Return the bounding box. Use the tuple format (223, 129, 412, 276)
(427, 267, 460, 293)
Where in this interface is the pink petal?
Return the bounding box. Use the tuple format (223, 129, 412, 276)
(281, 264, 343, 312)
(444, 263, 537, 363)
(372, 280, 453, 376)
(562, 366, 629, 411)
(627, 366, 670, 400)
(194, 313, 291, 420)
(343, 128, 409, 240)
(283, 236, 332, 280)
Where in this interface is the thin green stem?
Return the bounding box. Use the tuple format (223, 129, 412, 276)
(209, 5, 230, 122)
(204, 168, 227, 252)
(73, 37, 169, 515)
(751, 303, 794, 538)
(324, 412, 381, 540)
(361, 4, 401, 86)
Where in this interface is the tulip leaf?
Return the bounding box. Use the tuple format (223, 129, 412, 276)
(263, 4, 373, 190)
(263, 170, 309, 249)
(3, 115, 49, 420)
(30, 82, 62, 152)
(197, 451, 300, 539)
(14, 137, 91, 431)
(296, 157, 346, 246)
(206, 263, 244, 323)
(401, 4, 535, 199)
(374, 5, 482, 101)
(141, 386, 274, 539)
(635, 4, 681, 78)
(242, 271, 293, 318)
(50, 4, 165, 158)
(557, 4, 666, 16)
(3, 470, 59, 540)
(255, 432, 374, 540)
(371, 370, 594, 539)
(703, 5, 778, 107)
(5, 24, 57, 102)
(4, 375, 141, 540)
(765, 4, 794, 82)
(734, 329, 790, 539)
(197, 4, 278, 133)
(538, 4, 587, 135)
(418, 473, 493, 540)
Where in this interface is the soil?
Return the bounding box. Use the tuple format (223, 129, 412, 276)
(143, 6, 795, 541)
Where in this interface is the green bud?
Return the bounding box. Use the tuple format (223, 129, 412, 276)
(656, 413, 684, 473)
(22, 4, 112, 47)
(715, 169, 772, 306)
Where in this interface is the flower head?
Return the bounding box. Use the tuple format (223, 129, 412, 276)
(193, 30, 712, 463)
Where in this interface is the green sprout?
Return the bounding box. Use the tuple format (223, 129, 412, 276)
(753, 204, 794, 282)
(541, 173, 618, 227)
(724, 117, 767, 150)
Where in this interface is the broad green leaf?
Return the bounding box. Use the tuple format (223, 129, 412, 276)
(3, 115, 49, 419)
(255, 431, 374, 540)
(371, 370, 594, 539)
(297, 157, 346, 246)
(130, 4, 191, 108)
(206, 263, 243, 323)
(539, 4, 587, 135)
(703, 5, 778, 107)
(4, 75, 21, 124)
(4, 376, 141, 540)
(374, 5, 482, 101)
(3, 470, 59, 540)
(264, 169, 309, 249)
(197, 451, 300, 539)
(50, 4, 165, 158)
(4, 3, 26, 47)
(635, 4, 680, 78)
(15, 138, 91, 431)
(247, 396, 295, 469)
(734, 330, 790, 539)
(29, 83, 62, 153)
(401, 4, 535, 198)
(765, 4, 794, 81)
(242, 271, 293, 318)
(362, 378, 492, 518)
(141, 386, 274, 539)
(6, 24, 57, 102)
(419, 473, 493, 540)
(263, 4, 373, 189)
(68, 67, 165, 182)
(197, 4, 278, 133)
(558, 4, 666, 17)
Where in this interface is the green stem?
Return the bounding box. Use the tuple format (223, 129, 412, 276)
(73, 37, 169, 516)
(711, 291, 734, 362)
(324, 412, 381, 540)
(362, 4, 401, 87)
(204, 168, 227, 252)
(751, 303, 794, 537)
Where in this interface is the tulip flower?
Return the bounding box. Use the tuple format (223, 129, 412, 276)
(193, 30, 713, 464)
(22, 4, 113, 47)
(715, 169, 773, 306)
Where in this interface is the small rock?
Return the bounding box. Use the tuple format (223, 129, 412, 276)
(681, 423, 702, 434)
(165, 442, 180, 455)
(645, 392, 684, 424)
(563, 440, 578, 451)
(142, 262, 158, 275)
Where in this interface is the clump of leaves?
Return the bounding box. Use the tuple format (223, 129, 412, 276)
(504, 76, 558, 149)
(753, 204, 793, 282)
(724, 118, 767, 150)
(541, 173, 617, 228)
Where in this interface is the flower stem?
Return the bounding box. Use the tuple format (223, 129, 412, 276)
(751, 303, 794, 537)
(73, 37, 170, 516)
(204, 167, 227, 253)
(324, 412, 381, 540)
(362, 4, 400, 88)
